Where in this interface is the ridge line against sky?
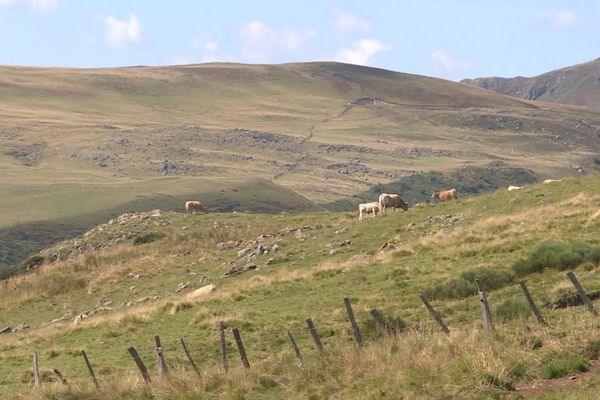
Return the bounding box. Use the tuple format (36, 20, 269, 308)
(0, 1, 598, 80)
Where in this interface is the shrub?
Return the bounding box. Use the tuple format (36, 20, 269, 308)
(133, 232, 165, 245)
(423, 267, 514, 300)
(21, 254, 45, 269)
(496, 298, 530, 322)
(512, 241, 600, 277)
(542, 354, 588, 379)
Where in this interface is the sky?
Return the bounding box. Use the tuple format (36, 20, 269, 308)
(0, 0, 599, 80)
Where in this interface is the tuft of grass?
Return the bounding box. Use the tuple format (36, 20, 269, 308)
(496, 298, 531, 322)
(133, 232, 166, 245)
(512, 241, 600, 277)
(542, 354, 589, 379)
(423, 267, 514, 300)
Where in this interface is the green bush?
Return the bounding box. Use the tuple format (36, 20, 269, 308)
(512, 241, 600, 277)
(133, 232, 165, 245)
(542, 354, 588, 379)
(423, 267, 514, 300)
(496, 298, 530, 322)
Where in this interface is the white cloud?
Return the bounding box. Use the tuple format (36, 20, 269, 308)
(336, 39, 388, 66)
(0, 0, 57, 11)
(239, 21, 316, 62)
(333, 9, 371, 33)
(192, 36, 224, 62)
(103, 14, 142, 47)
(430, 50, 473, 81)
(551, 9, 578, 28)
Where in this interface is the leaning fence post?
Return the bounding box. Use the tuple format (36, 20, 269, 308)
(476, 279, 494, 332)
(219, 321, 228, 373)
(418, 293, 450, 334)
(343, 297, 364, 346)
(287, 331, 304, 366)
(519, 281, 548, 326)
(154, 335, 169, 381)
(33, 352, 41, 388)
(369, 309, 390, 333)
(179, 338, 201, 377)
(567, 271, 598, 315)
(127, 346, 152, 384)
(305, 318, 325, 354)
(82, 350, 100, 389)
(53, 368, 70, 389)
(232, 328, 251, 369)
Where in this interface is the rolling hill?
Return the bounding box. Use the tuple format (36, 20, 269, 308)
(461, 57, 600, 107)
(3, 61, 600, 267)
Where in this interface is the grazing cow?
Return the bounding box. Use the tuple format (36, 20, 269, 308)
(432, 189, 458, 201)
(507, 185, 523, 191)
(358, 202, 381, 220)
(185, 200, 204, 214)
(543, 179, 562, 185)
(378, 193, 408, 215)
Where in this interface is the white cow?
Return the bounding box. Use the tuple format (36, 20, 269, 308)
(378, 193, 408, 215)
(358, 202, 381, 220)
(507, 186, 523, 191)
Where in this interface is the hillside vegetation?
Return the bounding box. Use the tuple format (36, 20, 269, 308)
(2, 176, 600, 399)
(462, 57, 600, 108)
(2, 61, 600, 267)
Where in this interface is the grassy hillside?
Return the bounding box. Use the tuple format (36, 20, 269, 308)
(1, 176, 600, 398)
(462, 57, 600, 107)
(3, 61, 600, 268)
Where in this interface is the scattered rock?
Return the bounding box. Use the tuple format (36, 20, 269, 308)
(135, 296, 151, 303)
(335, 227, 348, 234)
(224, 263, 257, 277)
(329, 249, 337, 255)
(1, 322, 29, 334)
(217, 240, 241, 251)
(238, 247, 253, 258)
(407, 222, 417, 228)
(73, 313, 88, 325)
(265, 257, 275, 266)
(127, 272, 141, 280)
(200, 275, 213, 285)
(272, 243, 281, 252)
(255, 244, 267, 257)
(339, 240, 352, 247)
(187, 284, 216, 299)
(379, 242, 397, 252)
(176, 282, 192, 292)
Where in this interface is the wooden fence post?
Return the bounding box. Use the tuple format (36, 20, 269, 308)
(82, 350, 100, 389)
(33, 352, 41, 389)
(476, 279, 494, 332)
(567, 271, 598, 315)
(53, 368, 70, 388)
(305, 318, 324, 354)
(179, 338, 201, 377)
(219, 321, 228, 373)
(369, 309, 390, 333)
(154, 335, 169, 381)
(287, 331, 304, 366)
(127, 346, 152, 384)
(343, 297, 364, 346)
(232, 328, 251, 369)
(519, 281, 548, 326)
(418, 293, 450, 334)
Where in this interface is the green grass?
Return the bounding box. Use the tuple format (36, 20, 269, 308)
(0, 177, 599, 398)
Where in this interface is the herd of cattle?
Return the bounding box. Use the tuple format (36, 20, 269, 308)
(358, 189, 457, 220)
(185, 179, 563, 220)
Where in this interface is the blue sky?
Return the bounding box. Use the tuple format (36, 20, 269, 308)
(0, 0, 598, 80)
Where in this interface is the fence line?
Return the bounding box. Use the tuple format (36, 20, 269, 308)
(22, 272, 599, 393)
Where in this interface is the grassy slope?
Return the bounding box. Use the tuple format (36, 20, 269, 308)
(462, 58, 600, 107)
(3, 62, 600, 267)
(1, 176, 600, 398)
